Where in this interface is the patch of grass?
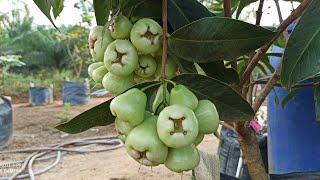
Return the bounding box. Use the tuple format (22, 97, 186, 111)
(1, 70, 73, 97)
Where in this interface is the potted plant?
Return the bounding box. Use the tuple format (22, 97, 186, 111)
(0, 55, 18, 149)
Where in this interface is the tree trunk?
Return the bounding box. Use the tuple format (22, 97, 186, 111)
(236, 122, 269, 180)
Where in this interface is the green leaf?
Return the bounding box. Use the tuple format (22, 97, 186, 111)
(56, 81, 160, 134)
(128, 0, 162, 22)
(33, 0, 58, 28)
(281, 88, 303, 108)
(122, 0, 147, 10)
(50, 0, 64, 18)
(280, 0, 320, 87)
(174, 58, 197, 73)
(198, 62, 240, 84)
(168, 17, 275, 63)
(93, 0, 113, 26)
(172, 74, 254, 121)
(236, 0, 258, 19)
(56, 99, 114, 134)
(168, 0, 213, 30)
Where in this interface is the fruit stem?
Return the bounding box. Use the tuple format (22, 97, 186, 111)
(164, 79, 176, 87)
(160, 0, 168, 81)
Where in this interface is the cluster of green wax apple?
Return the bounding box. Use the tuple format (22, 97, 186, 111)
(87, 15, 178, 95)
(110, 84, 220, 173)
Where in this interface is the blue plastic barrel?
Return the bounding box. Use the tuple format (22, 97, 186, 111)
(63, 81, 90, 105)
(268, 46, 320, 175)
(29, 87, 53, 106)
(0, 97, 13, 149)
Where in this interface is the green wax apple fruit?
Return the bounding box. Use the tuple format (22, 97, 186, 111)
(165, 144, 200, 173)
(88, 26, 114, 61)
(170, 85, 198, 110)
(130, 18, 162, 54)
(111, 15, 133, 39)
(157, 105, 199, 148)
(135, 55, 157, 78)
(115, 117, 135, 142)
(92, 65, 108, 84)
(125, 115, 168, 166)
(110, 88, 147, 126)
(88, 62, 104, 77)
(102, 72, 135, 94)
(104, 40, 138, 76)
(154, 56, 178, 79)
(194, 100, 219, 134)
(194, 133, 204, 146)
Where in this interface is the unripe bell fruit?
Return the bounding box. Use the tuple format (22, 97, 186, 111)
(157, 105, 199, 148)
(88, 26, 114, 62)
(194, 100, 220, 134)
(164, 144, 200, 173)
(154, 56, 178, 79)
(135, 55, 157, 78)
(110, 88, 147, 126)
(194, 133, 204, 146)
(170, 85, 198, 110)
(111, 15, 133, 39)
(88, 62, 104, 77)
(130, 18, 163, 54)
(104, 40, 139, 76)
(102, 72, 135, 95)
(115, 117, 135, 142)
(92, 65, 108, 84)
(125, 115, 168, 166)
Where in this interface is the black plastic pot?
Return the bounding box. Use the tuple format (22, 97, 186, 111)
(62, 81, 90, 105)
(29, 87, 53, 106)
(219, 127, 268, 180)
(0, 97, 13, 149)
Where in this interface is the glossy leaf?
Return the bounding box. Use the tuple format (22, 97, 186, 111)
(128, 0, 162, 22)
(33, 0, 58, 28)
(56, 99, 114, 134)
(174, 58, 197, 73)
(169, 17, 275, 62)
(50, 0, 64, 18)
(281, 0, 320, 87)
(93, 0, 113, 25)
(168, 0, 213, 30)
(172, 74, 254, 121)
(199, 62, 239, 84)
(56, 81, 160, 134)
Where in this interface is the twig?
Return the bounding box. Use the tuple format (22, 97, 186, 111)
(220, 122, 237, 132)
(223, 0, 232, 17)
(161, 0, 168, 80)
(253, 79, 315, 88)
(252, 67, 281, 112)
(274, 0, 290, 40)
(239, 0, 313, 88)
(256, 0, 265, 25)
(274, 0, 283, 23)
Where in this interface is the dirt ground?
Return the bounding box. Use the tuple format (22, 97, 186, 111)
(0, 98, 220, 180)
